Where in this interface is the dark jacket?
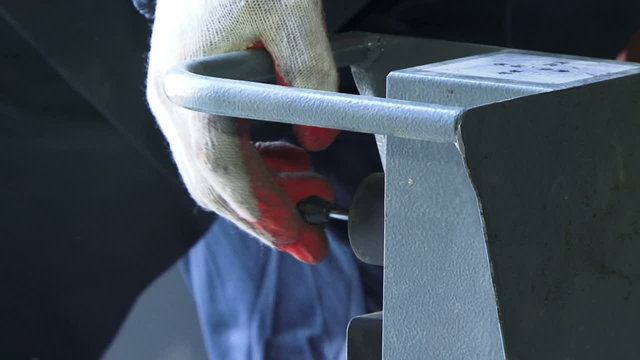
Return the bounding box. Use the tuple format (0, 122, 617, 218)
(0, 2, 212, 358)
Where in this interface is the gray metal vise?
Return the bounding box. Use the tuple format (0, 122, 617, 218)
(166, 32, 640, 360)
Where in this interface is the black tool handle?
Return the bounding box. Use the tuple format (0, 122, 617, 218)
(297, 196, 348, 225)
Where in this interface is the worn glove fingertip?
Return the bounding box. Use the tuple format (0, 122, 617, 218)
(277, 228, 329, 264)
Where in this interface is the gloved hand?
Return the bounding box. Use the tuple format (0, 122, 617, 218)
(146, 0, 340, 263)
(617, 29, 640, 62)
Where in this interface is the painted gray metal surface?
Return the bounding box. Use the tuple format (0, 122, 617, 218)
(164, 33, 504, 144)
(384, 136, 505, 359)
(382, 53, 550, 360)
(347, 311, 382, 360)
(386, 52, 640, 359)
(165, 70, 462, 143)
(381, 52, 554, 360)
(460, 75, 640, 359)
(344, 34, 501, 169)
(348, 172, 385, 266)
(164, 32, 640, 359)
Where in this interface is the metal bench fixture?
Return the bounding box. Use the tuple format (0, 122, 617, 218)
(165, 32, 640, 360)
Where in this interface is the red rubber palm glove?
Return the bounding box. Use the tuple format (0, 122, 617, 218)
(252, 142, 334, 260)
(146, 0, 340, 263)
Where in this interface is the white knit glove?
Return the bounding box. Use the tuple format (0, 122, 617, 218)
(146, 0, 340, 263)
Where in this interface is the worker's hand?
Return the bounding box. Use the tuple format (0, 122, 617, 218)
(617, 29, 640, 62)
(146, 0, 339, 263)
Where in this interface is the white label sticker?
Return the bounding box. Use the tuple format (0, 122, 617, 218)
(422, 53, 635, 84)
